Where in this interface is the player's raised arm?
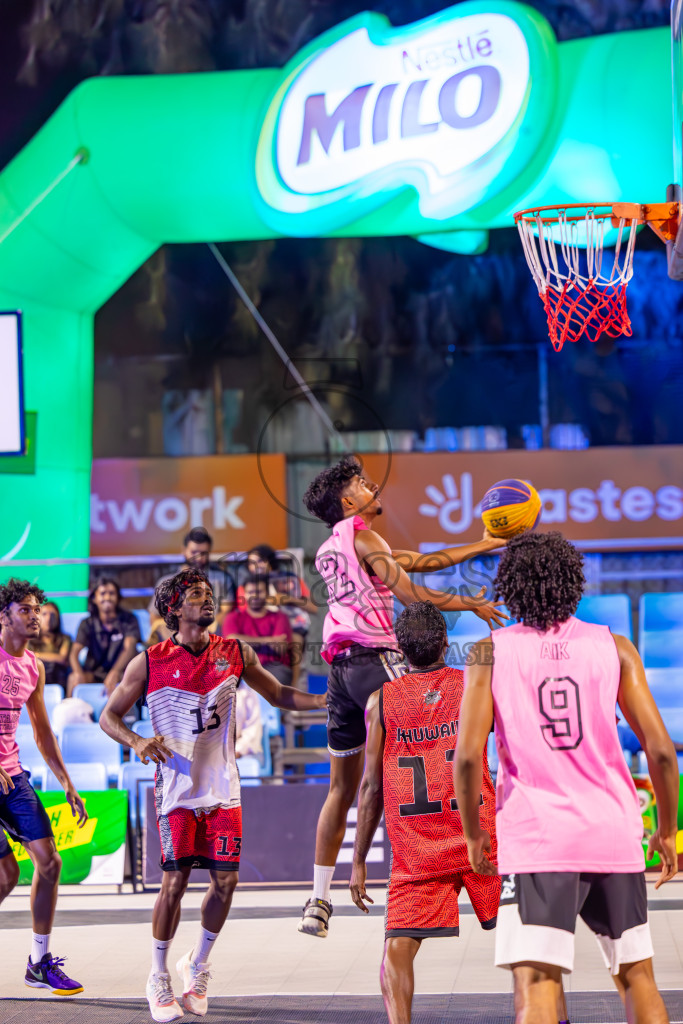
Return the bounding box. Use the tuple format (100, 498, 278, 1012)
(614, 634, 679, 888)
(240, 642, 326, 711)
(99, 652, 173, 766)
(355, 529, 508, 629)
(350, 689, 385, 913)
(392, 529, 506, 574)
(453, 639, 496, 875)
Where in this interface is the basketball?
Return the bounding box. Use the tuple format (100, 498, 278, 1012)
(481, 479, 542, 539)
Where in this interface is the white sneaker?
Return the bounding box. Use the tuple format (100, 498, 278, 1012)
(146, 970, 183, 1023)
(176, 950, 211, 1016)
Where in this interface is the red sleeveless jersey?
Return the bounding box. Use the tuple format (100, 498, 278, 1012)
(381, 666, 497, 880)
(146, 634, 244, 815)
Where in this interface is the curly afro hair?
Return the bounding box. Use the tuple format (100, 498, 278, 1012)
(0, 578, 46, 615)
(155, 568, 212, 631)
(303, 455, 363, 528)
(395, 601, 448, 668)
(494, 531, 585, 632)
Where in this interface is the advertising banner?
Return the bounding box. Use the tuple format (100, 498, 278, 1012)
(12, 790, 127, 885)
(361, 447, 683, 551)
(143, 785, 390, 886)
(91, 455, 288, 556)
(635, 774, 683, 870)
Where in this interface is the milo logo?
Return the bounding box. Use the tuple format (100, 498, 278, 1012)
(256, 3, 556, 231)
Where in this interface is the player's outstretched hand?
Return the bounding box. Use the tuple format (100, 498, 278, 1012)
(467, 829, 497, 875)
(647, 828, 678, 888)
(135, 734, 174, 766)
(471, 587, 509, 629)
(349, 861, 374, 913)
(314, 692, 328, 710)
(66, 786, 88, 828)
(482, 528, 507, 550)
(0, 765, 15, 795)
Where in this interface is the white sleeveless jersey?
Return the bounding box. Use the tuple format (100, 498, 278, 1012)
(146, 634, 244, 816)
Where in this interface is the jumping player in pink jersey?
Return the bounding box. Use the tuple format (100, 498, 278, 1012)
(298, 454, 507, 938)
(454, 532, 679, 1024)
(100, 568, 326, 1023)
(0, 578, 87, 996)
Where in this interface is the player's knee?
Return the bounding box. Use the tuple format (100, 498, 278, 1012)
(617, 958, 656, 990)
(0, 855, 20, 897)
(36, 849, 62, 886)
(210, 871, 238, 902)
(161, 872, 190, 902)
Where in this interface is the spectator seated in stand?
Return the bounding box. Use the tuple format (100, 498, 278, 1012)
(238, 544, 317, 617)
(222, 574, 295, 686)
(68, 577, 140, 697)
(235, 683, 264, 762)
(148, 526, 236, 642)
(28, 600, 71, 692)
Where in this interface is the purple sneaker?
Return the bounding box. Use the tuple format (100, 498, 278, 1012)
(25, 953, 84, 995)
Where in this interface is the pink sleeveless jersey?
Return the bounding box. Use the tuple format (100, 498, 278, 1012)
(491, 617, 644, 873)
(316, 515, 397, 662)
(0, 645, 40, 776)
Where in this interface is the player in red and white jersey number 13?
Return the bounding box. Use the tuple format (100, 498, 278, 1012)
(100, 568, 326, 1024)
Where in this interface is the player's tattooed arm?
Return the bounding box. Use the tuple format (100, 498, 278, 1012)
(240, 643, 326, 711)
(392, 530, 507, 574)
(350, 690, 385, 913)
(355, 530, 508, 628)
(99, 652, 173, 765)
(453, 642, 496, 875)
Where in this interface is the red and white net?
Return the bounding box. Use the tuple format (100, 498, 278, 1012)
(515, 204, 640, 352)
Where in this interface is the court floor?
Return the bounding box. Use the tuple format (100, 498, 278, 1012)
(2, 878, 683, 1022)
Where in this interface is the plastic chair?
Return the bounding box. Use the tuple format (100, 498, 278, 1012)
(576, 594, 633, 642)
(60, 611, 89, 641)
(639, 593, 683, 635)
(16, 724, 43, 766)
(645, 668, 681, 707)
(21, 684, 64, 725)
(640, 630, 683, 669)
(59, 723, 123, 783)
(306, 674, 328, 694)
(130, 719, 155, 761)
(486, 733, 499, 778)
(71, 683, 109, 721)
(132, 609, 151, 643)
(117, 762, 156, 830)
(238, 755, 262, 787)
(24, 764, 47, 790)
(46, 761, 108, 791)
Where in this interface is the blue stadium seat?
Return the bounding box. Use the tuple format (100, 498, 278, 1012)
(640, 630, 683, 669)
(576, 594, 633, 641)
(640, 593, 683, 634)
(132, 609, 151, 643)
(25, 765, 47, 790)
(117, 762, 155, 830)
(238, 755, 262, 786)
(645, 668, 681, 707)
(639, 593, 683, 668)
(130, 718, 155, 761)
(72, 683, 109, 721)
(15, 724, 44, 766)
(46, 761, 108, 791)
(486, 733, 499, 778)
(59, 723, 122, 783)
(60, 611, 89, 641)
(307, 674, 328, 694)
(21, 684, 65, 725)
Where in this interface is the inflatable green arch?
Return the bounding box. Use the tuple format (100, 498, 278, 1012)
(0, 1, 672, 598)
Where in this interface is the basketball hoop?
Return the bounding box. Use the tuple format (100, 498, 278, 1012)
(514, 202, 680, 352)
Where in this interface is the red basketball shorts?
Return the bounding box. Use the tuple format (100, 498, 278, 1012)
(385, 869, 501, 938)
(157, 804, 242, 872)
